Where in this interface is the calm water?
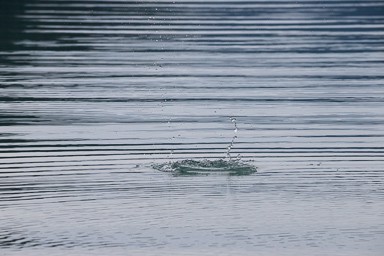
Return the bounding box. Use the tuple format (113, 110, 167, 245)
(1, 0, 384, 255)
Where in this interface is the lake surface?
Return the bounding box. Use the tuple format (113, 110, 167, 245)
(1, 0, 384, 255)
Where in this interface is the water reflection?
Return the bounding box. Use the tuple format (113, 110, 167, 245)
(0, 1, 28, 53)
(1, 0, 384, 255)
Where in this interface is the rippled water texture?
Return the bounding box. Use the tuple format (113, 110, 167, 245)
(153, 159, 258, 176)
(1, 0, 384, 255)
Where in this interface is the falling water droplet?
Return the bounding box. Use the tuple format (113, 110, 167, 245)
(230, 117, 238, 133)
(226, 117, 240, 160)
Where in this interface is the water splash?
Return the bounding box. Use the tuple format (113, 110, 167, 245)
(153, 159, 257, 176)
(153, 116, 256, 176)
(227, 117, 240, 160)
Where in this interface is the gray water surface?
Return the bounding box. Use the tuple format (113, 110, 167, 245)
(1, 0, 384, 255)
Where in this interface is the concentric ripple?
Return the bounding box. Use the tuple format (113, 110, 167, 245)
(1, 0, 384, 255)
(153, 159, 257, 176)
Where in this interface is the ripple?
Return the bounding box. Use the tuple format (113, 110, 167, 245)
(153, 159, 257, 176)
(1, 0, 384, 254)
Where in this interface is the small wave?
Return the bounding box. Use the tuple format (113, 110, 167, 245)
(153, 159, 257, 176)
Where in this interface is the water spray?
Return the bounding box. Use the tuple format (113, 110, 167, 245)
(227, 117, 240, 161)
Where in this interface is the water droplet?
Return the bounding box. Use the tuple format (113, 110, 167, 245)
(167, 150, 174, 158)
(226, 117, 240, 160)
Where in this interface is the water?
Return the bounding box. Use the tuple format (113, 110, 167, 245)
(1, 0, 384, 255)
(153, 159, 257, 176)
